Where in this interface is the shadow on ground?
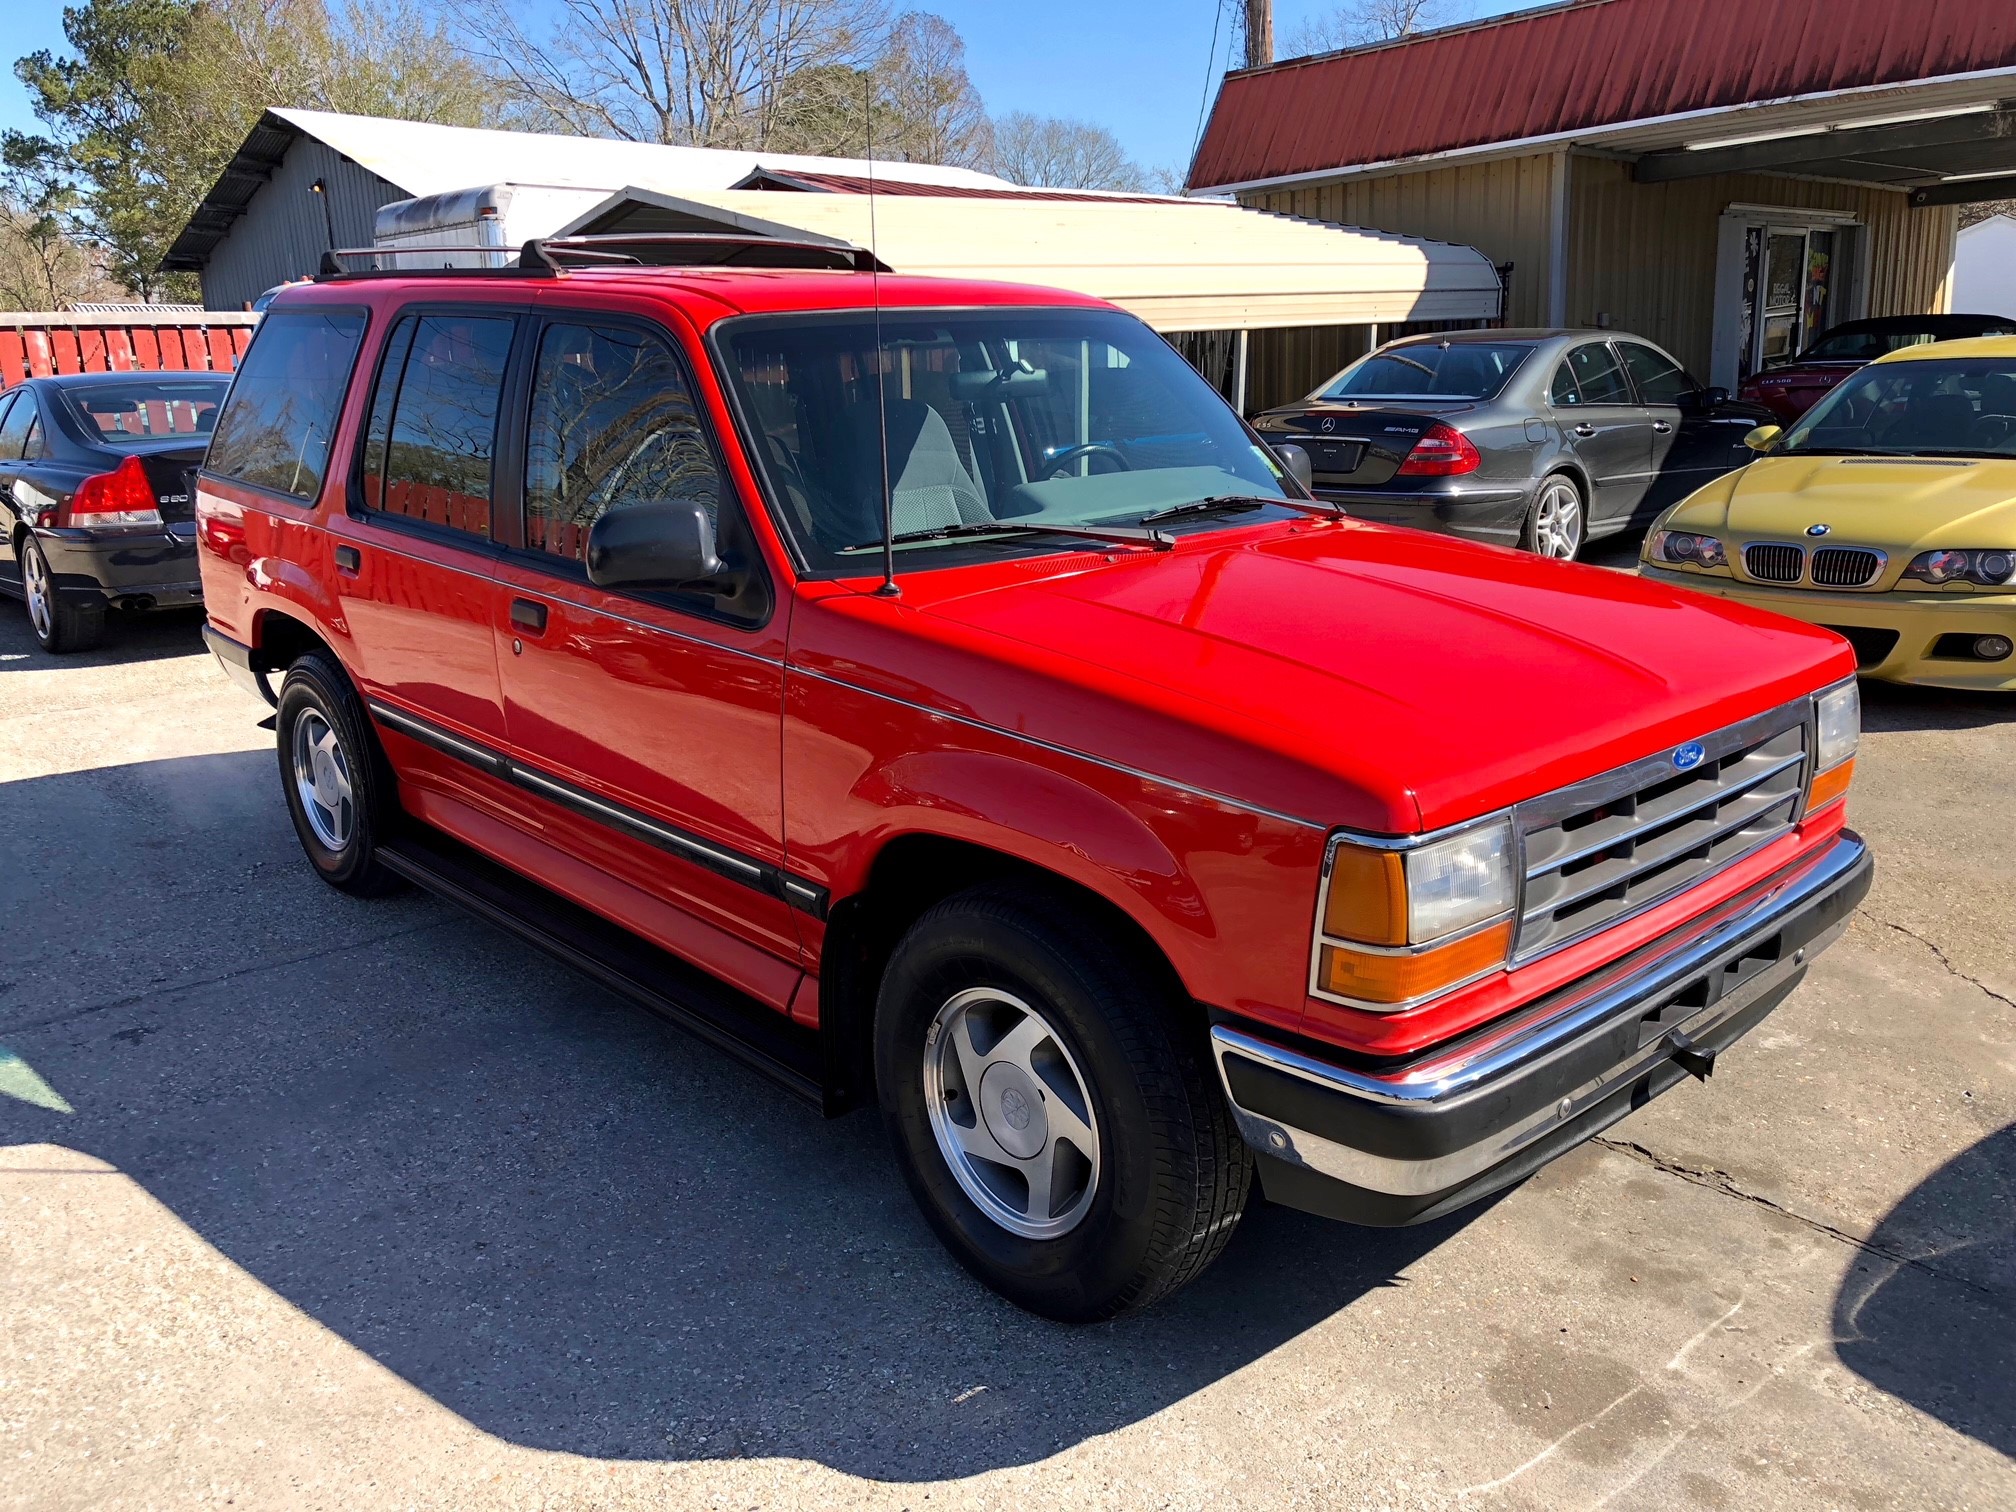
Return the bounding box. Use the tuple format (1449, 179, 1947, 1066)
(0, 749, 1469, 1481)
(1860, 679, 2016, 735)
(0, 604, 208, 671)
(1834, 1122, 2016, 1459)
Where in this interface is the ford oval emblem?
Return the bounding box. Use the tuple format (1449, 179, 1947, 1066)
(1806, 523, 1831, 537)
(1672, 742, 1706, 772)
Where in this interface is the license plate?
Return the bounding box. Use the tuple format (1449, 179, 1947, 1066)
(1309, 440, 1364, 473)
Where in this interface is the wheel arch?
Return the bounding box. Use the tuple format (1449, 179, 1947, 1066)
(816, 832, 1195, 1116)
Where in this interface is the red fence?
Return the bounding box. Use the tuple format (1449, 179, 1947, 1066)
(0, 312, 260, 389)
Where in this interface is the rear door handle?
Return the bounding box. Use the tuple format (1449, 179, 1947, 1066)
(333, 544, 361, 575)
(510, 598, 548, 634)
(1573, 423, 1598, 437)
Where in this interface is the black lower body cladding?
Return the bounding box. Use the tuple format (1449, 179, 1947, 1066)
(1211, 832, 1872, 1227)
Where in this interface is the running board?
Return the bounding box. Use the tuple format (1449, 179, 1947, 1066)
(378, 824, 826, 1108)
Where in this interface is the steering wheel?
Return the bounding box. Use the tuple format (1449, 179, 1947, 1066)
(1040, 442, 1133, 479)
(1967, 413, 2016, 448)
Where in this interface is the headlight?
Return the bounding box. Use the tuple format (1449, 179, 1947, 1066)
(1313, 819, 1514, 1009)
(1647, 529, 1729, 569)
(1901, 548, 2016, 587)
(1807, 679, 1858, 814)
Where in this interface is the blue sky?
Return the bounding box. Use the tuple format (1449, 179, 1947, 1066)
(2, 1, 1529, 176)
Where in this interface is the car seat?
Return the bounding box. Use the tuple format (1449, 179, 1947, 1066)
(831, 396, 991, 544)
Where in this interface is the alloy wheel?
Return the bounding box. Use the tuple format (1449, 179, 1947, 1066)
(22, 543, 52, 640)
(923, 986, 1102, 1239)
(291, 709, 355, 850)
(1532, 480, 1584, 559)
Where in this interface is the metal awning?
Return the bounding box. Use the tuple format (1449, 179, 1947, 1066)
(554, 188, 1503, 330)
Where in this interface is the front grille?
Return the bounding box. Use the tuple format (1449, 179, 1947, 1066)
(1811, 547, 1883, 587)
(1513, 704, 1808, 961)
(1822, 624, 1901, 667)
(1744, 543, 1804, 583)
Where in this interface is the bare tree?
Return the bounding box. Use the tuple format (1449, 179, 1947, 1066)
(1285, 0, 1468, 54)
(1961, 199, 2016, 227)
(987, 112, 1148, 191)
(451, 0, 889, 148)
(0, 194, 118, 311)
(874, 11, 988, 165)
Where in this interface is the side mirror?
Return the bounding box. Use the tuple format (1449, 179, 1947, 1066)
(1702, 385, 1729, 407)
(1742, 424, 1783, 453)
(586, 500, 730, 592)
(1272, 442, 1315, 491)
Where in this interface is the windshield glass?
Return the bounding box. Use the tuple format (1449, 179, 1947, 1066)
(721, 307, 1297, 571)
(1314, 342, 1531, 402)
(59, 378, 230, 448)
(1803, 324, 2015, 361)
(1780, 356, 2016, 458)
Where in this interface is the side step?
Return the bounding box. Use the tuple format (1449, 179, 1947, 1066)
(378, 824, 826, 1108)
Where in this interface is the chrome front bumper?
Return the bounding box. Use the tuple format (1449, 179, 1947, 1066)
(1212, 831, 1872, 1226)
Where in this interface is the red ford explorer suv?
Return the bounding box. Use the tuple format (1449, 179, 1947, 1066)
(197, 239, 1871, 1321)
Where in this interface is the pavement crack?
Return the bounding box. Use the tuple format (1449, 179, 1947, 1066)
(1593, 1136, 2000, 1301)
(1857, 909, 2016, 1010)
(1, 920, 453, 1037)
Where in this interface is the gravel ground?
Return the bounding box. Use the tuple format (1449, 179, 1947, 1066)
(2, 579, 2011, 1512)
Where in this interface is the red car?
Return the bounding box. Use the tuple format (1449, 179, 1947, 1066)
(197, 246, 1871, 1320)
(1739, 313, 2016, 423)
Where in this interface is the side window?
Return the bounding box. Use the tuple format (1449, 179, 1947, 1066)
(1618, 342, 1695, 406)
(522, 320, 720, 562)
(358, 312, 514, 539)
(1564, 343, 1634, 406)
(206, 310, 366, 500)
(0, 392, 28, 461)
(1549, 362, 1580, 408)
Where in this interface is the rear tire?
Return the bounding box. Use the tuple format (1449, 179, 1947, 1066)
(21, 537, 105, 653)
(1521, 474, 1585, 560)
(875, 883, 1251, 1321)
(275, 652, 405, 897)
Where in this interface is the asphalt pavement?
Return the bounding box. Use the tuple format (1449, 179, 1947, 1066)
(2, 584, 2011, 1512)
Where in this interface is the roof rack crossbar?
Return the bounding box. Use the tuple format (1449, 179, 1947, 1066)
(311, 231, 889, 283)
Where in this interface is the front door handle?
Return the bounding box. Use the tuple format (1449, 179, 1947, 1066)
(510, 598, 548, 634)
(1653, 420, 1674, 434)
(1573, 423, 1598, 437)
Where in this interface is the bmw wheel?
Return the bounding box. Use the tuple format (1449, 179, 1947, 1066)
(876, 883, 1251, 1321)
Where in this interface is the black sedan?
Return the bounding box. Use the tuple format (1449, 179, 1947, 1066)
(1252, 329, 1772, 559)
(0, 372, 230, 652)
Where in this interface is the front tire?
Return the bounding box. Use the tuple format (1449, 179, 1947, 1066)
(876, 884, 1251, 1321)
(1522, 474, 1585, 560)
(21, 537, 105, 653)
(275, 652, 404, 896)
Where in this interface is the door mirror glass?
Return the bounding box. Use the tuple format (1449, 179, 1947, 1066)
(1272, 442, 1314, 490)
(1743, 424, 1783, 453)
(586, 500, 729, 591)
(1702, 385, 1730, 408)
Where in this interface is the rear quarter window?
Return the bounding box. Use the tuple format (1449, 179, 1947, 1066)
(206, 309, 367, 501)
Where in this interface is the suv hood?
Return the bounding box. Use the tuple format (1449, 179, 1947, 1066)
(812, 521, 1849, 833)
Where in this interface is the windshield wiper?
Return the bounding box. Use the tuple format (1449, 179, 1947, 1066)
(1138, 493, 1345, 525)
(841, 520, 1173, 553)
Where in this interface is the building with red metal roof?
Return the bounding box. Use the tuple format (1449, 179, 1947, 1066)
(1189, 0, 2016, 395)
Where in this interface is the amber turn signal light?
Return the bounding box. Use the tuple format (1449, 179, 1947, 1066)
(1318, 921, 1514, 1007)
(1322, 844, 1408, 946)
(1806, 756, 1854, 815)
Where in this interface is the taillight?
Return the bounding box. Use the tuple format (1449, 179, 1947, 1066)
(59, 455, 163, 528)
(1395, 422, 1482, 477)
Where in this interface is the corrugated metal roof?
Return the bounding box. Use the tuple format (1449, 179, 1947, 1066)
(553, 188, 1504, 330)
(1190, 0, 2016, 191)
(735, 168, 1191, 204)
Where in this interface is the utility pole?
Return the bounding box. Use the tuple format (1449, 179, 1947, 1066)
(1244, 0, 1273, 68)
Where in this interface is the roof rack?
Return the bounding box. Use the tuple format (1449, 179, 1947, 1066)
(314, 232, 889, 282)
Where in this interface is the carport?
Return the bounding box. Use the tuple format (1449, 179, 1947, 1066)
(548, 187, 1504, 410)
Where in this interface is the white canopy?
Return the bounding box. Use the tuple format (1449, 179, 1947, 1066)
(555, 187, 1503, 331)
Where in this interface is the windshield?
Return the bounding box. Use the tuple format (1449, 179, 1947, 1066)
(59, 378, 230, 448)
(1780, 357, 2016, 458)
(1314, 342, 1531, 402)
(1803, 324, 2015, 361)
(721, 307, 1298, 571)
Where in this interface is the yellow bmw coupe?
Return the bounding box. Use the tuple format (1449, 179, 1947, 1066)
(1640, 335, 2016, 691)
